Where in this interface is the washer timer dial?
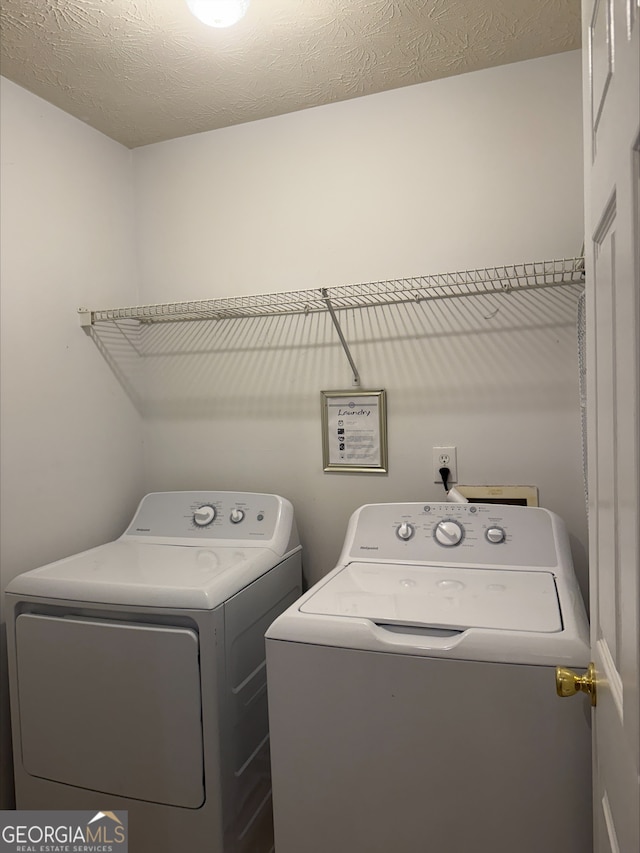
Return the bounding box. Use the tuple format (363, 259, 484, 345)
(193, 505, 216, 527)
(434, 519, 464, 546)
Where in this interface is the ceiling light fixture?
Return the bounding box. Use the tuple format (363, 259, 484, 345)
(186, 0, 250, 28)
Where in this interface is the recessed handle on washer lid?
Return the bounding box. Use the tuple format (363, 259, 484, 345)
(555, 662, 597, 706)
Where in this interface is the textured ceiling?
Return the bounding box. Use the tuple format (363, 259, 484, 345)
(0, 0, 581, 149)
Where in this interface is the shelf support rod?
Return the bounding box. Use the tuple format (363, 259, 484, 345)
(321, 289, 360, 386)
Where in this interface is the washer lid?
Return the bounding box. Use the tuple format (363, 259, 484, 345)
(299, 562, 562, 633)
(5, 541, 280, 609)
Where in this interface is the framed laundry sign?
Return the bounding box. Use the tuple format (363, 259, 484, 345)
(321, 390, 388, 473)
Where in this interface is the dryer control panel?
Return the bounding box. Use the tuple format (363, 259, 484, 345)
(342, 502, 561, 568)
(123, 491, 298, 554)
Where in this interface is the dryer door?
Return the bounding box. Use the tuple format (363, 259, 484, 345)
(15, 614, 204, 808)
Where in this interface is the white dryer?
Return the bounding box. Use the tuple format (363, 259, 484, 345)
(266, 501, 592, 853)
(6, 491, 302, 853)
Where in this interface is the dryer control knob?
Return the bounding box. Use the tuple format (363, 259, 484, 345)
(396, 522, 415, 541)
(486, 526, 506, 544)
(193, 505, 216, 527)
(435, 520, 463, 546)
(230, 508, 245, 524)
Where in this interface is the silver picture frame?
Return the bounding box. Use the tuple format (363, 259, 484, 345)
(321, 390, 388, 473)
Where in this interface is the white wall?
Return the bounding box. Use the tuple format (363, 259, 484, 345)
(131, 51, 588, 595)
(0, 49, 586, 809)
(0, 79, 144, 806)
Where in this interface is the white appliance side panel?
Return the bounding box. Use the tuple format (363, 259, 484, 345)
(221, 552, 303, 852)
(266, 639, 592, 853)
(15, 614, 204, 808)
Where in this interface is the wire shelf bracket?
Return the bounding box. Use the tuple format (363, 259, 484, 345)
(321, 288, 361, 386)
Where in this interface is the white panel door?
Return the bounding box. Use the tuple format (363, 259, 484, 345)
(582, 0, 640, 851)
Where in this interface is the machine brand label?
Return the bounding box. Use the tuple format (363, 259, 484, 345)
(1, 811, 128, 853)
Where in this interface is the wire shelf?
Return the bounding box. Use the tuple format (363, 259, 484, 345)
(79, 257, 585, 327)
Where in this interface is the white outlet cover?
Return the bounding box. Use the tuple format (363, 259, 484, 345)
(433, 446, 457, 485)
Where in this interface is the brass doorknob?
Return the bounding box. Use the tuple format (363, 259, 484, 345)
(555, 662, 597, 706)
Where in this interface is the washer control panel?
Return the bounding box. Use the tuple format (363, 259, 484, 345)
(123, 491, 284, 542)
(345, 502, 559, 568)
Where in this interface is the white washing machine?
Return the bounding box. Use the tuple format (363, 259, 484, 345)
(266, 501, 592, 853)
(5, 491, 302, 853)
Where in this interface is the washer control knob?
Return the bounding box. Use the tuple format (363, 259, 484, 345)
(193, 505, 216, 527)
(230, 508, 245, 524)
(435, 520, 464, 546)
(486, 526, 506, 544)
(396, 522, 415, 541)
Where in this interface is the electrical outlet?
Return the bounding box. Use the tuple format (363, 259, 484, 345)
(433, 446, 457, 486)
